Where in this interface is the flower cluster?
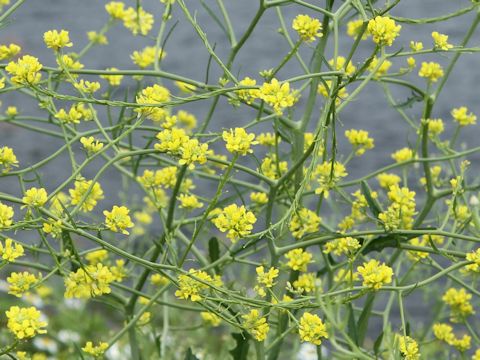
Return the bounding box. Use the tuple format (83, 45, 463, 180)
(64, 263, 116, 299)
(357, 259, 393, 290)
(292, 14, 323, 42)
(6, 306, 47, 339)
(43, 29, 72, 51)
(284, 249, 313, 272)
(298, 312, 328, 345)
(175, 269, 220, 302)
(212, 204, 257, 242)
(442, 288, 474, 322)
(313, 161, 348, 197)
(254, 266, 279, 297)
(222, 128, 257, 156)
(345, 129, 374, 156)
(289, 208, 321, 239)
(103, 205, 134, 235)
(6, 55, 43, 85)
(378, 184, 417, 231)
(242, 309, 270, 341)
(367, 16, 401, 46)
(433, 323, 472, 352)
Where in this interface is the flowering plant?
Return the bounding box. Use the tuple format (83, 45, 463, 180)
(0, 0, 480, 359)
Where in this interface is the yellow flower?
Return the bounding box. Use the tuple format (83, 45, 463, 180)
(136, 84, 171, 122)
(222, 128, 257, 155)
(418, 61, 444, 82)
(442, 288, 474, 322)
(105, 1, 127, 19)
(103, 205, 134, 235)
(176, 110, 197, 130)
(284, 248, 313, 272)
(82, 341, 109, 357)
(292, 14, 323, 42)
(367, 16, 401, 46)
(293, 272, 316, 293)
(43, 30, 72, 51)
(151, 273, 169, 286)
(201, 312, 221, 327)
(259, 79, 297, 114)
(0, 43, 21, 60)
(123, 7, 154, 36)
(80, 136, 104, 154)
(7, 271, 39, 297)
(334, 268, 359, 283)
(289, 208, 321, 239)
(6, 306, 47, 339)
(178, 138, 211, 169)
(328, 56, 356, 76)
(0, 238, 24, 261)
(432, 31, 453, 50)
(426, 118, 444, 135)
(398, 335, 420, 360)
(368, 57, 392, 77)
(406, 237, 429, 262)
(22, 187, 48, 208)
(100, 67, 123, 86)
(74, 79, 101, 94)
(345, 129, 374, 156)
(110, 259, 127, 282)
(254, 266, 279, 297)
(250, 192, 268, 205)
(212, 204, 257, 242)
(242, 309, 269, 341)
(175, 269, 214, 301)
(259, 154, 288, 179)
(377, 173, 401, 188)
(0, 146, 19, 173)
(452, 106, 476, 126)
(237, 77, 260, 104)
(317, 80, 348, 104)
(64, 263, 115, 299)
(473, 349, 480, 360)
(323, 237, 361, 257)
(178, 194, 203, 210)
(85, 249, 109, 265)
(409, 41, 423, 52)
(357, 259, 393, 290)
(391, 147, 413, 163)
(69, 179, 104, 212)
(175, 81, 196, 93)
(256, 132, 277, 146)
(57, 54, 84, 71)
(313, 161, 347, 197)
(298, 312, 328, 345)
(6, 55, 43, 85)
(131, 46, 165, 68)
(346, 19, 366, 39)
(465, 248, 480, 273)
(406, 57, 416, 69)
(155, 128, 189, 154)
(87, 31, 108, 45)
(6, 106, 18, 117)
(379, 185, 416, 230)
(433, 323, 471, 352)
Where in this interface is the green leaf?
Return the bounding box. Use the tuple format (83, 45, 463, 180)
(229, 332, 250, 360)
(357, 293, 375, 345)
(347, 303, 359, 345)
(208, 237, 220, 264)
(373, 331, 384, 356)
(184, 348, 200, 360)
(361, 180, 382, 217)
